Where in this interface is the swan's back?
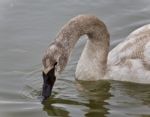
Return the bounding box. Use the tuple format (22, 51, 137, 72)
(107, 24, 150, 83)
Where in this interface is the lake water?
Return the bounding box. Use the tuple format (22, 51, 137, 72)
(0, 0, 150, 117)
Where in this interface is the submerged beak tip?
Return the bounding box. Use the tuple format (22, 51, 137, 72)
(42, 86, 52, 100)
(41, 92, 51, 102)
(42, 96, 48, 101)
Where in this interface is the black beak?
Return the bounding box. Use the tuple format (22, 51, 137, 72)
(42, 68, 56, 100)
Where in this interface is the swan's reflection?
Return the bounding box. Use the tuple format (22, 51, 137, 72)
(41, 79, 150, 117)
(106, 81, 150, 116)
(42, 99, 69, 117)
(42, 80, 111, 117)
(77, 81, 111, 117)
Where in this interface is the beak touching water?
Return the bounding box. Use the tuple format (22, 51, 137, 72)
(42, 67, 56, 101)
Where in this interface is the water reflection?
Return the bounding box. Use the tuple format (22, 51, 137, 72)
(43, 101, 69, 117)
(41, 80, 150, 117)
(110, 81, 150, 105)
(107, 81, 150, 116)
(42, 80, 111, 117)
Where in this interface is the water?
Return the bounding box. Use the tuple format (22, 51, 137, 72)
(0, 0, 150, 117)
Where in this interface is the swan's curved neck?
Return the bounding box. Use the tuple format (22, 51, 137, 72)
(55, 15, 110, 80)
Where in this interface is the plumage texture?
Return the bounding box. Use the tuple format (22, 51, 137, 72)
(107, 24, 150, 83)
(42, 15, 150, 84)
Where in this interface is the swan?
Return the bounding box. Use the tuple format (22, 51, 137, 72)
(41, 15, 150, 100)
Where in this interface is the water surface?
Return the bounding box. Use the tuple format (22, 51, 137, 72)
(0, 0, 150, 117)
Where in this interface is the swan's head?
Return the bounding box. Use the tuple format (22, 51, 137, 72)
(42, 42, 68, 100)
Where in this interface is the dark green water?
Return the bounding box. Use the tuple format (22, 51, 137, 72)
(0, 0, 150, 117)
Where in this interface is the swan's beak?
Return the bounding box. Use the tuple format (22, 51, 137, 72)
(42, 68, 56, 100)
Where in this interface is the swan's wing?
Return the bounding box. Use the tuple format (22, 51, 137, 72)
(107, 24, 150, 83)
(108, 24, 150, 66)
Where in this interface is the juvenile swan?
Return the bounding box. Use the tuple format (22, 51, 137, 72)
(42, 15, 150, 99)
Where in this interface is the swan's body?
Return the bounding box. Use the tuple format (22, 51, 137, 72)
(107, 25, 150, 83)
(42, 15, 150, 84)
